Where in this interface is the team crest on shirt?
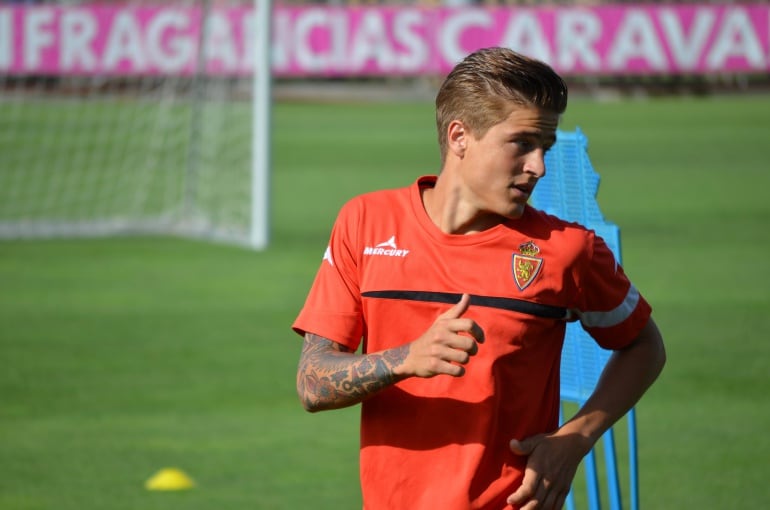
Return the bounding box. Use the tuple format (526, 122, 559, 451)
(512, 241, 543, 291)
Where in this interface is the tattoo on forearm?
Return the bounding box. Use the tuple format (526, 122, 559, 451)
(298, 333, 410, 411)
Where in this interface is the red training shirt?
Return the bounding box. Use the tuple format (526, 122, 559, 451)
(293, 176, 651, 510)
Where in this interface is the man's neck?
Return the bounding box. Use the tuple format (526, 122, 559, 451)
(421, 176, 505, 235)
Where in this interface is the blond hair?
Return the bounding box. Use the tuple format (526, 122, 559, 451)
(435, 47, 568, 161)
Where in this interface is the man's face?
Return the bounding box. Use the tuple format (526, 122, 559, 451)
(458, 106, 559, 220)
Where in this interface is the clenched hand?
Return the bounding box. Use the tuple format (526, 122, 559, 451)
(396, 293, 485, 378)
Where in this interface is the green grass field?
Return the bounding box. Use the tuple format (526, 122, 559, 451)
(1, 94, 769, 509)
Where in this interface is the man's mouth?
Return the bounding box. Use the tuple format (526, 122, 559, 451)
(512, 183, 535, 194)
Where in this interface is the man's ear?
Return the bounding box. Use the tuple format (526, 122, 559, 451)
(447, 120, 467, 157)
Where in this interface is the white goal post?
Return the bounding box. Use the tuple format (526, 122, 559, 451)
(0, 0, 272, 250)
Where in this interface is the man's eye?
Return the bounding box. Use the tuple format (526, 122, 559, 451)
(515, 140, 534, 151)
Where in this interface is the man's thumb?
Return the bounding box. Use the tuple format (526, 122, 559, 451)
(509, 437, 536, 455)
(441, 293, 470, 319)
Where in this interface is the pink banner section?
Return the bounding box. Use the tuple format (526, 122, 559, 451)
(1, 4, 768, 76)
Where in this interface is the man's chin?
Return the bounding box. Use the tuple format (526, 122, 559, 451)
(504, 204, 527, 220)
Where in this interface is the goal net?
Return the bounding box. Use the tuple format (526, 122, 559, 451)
(0, 0, 270, 249)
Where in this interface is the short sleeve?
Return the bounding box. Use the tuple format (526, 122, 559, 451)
(292, 198, 365, 351)
(573, 232, 652, 350)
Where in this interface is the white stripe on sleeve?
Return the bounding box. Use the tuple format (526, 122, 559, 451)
(574, 285, 640, 329)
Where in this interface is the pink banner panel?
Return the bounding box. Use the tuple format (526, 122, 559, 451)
(1, 3, 768, 76)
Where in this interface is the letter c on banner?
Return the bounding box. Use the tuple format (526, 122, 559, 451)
(439, 10, 493, 65)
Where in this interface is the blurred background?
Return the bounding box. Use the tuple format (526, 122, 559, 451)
(1, 0, 769, 508)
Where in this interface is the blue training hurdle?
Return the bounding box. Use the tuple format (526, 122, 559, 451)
(530, 128, 639, 510)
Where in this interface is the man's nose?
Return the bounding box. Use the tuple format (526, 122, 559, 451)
(523, 148, 546, 178)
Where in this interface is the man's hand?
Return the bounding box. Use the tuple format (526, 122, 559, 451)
(506, 318, 666, 509)
(395, 293, 485, 378)
(507, 432, 590, 510)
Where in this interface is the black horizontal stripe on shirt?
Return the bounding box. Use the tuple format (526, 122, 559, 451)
(361, 290, 567, 320)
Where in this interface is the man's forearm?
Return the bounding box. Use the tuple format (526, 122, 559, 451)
(560, 318, 666, 446)
(297, 334, 410, 412)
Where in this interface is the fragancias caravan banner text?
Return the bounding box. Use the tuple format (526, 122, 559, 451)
(1, 3, 768, 76)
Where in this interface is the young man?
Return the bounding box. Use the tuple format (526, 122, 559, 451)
(292, 47, 666, 510)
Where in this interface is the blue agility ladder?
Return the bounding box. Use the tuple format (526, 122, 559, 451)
(530, 128, 639, 510)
